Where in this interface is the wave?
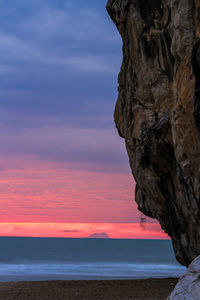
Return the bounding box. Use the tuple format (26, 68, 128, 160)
(0, 262, 186, 281)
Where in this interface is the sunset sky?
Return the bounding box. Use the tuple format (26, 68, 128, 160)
(0, 0, 168, 239)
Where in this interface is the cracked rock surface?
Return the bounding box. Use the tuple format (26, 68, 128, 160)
(106, 0, 200, 266)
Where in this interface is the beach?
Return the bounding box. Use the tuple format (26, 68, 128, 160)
(0, 278, 178, 300)
(0, 238, 183, 299)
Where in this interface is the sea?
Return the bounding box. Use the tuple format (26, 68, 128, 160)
(0, 237, 186, 282)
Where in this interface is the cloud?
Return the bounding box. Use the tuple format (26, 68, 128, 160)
(0, 122, 129, 172)
(61, 230, 79, 233)
(0, 1, 124, 175)
(0, 0, 122, 154)
(20, 2, 119, 44)
(0, 0, 121, 75)
(0, 223, 168, 239)
(0, 156, 137, 223)
(0, 31, 118, 74)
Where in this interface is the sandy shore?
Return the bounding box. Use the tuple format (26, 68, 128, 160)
(0, 278, 178, 300)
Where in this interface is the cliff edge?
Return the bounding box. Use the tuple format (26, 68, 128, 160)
(106, 0, 200, 266)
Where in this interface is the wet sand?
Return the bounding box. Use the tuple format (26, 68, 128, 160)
(0, 278, 178, 300)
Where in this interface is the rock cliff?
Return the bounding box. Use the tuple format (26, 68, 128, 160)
(106, 0, 200, 266)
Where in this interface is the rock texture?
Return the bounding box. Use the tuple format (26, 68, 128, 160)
(106, 0, 200, 266)
(168, 255, 200, 299)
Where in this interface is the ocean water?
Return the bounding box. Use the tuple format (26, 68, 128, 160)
(0, 237, 185, 281)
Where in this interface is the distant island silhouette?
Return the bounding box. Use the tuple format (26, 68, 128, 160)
(87, 232, 110, 239)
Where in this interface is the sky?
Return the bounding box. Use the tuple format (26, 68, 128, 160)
(0, 0, 168, 239)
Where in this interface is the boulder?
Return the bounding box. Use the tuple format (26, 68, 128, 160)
(106, 0, 200, 266)
(168, 255, 200, 299)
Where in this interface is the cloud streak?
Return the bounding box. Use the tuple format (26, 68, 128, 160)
(0, 223, 168, 239)
(0, 124, 129, 172)
(0, 155, 138, 223)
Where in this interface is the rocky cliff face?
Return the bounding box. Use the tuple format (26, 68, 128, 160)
(106, 0, 200, 266)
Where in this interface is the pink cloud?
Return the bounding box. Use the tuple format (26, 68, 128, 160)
(0, 222, 169, 239)
(0, 155, 139, 223)
(0, 155, 165, 239)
